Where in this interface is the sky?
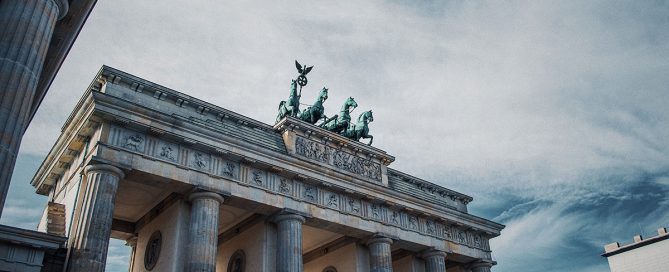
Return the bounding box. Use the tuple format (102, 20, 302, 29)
(2, 1, 669, 271)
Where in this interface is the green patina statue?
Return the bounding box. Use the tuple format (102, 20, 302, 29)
(276, 79, 301, 123)
(321, 97, 357, 134)
(276, 61, 376, 145)
(342, 110, 374, 145)
(299, 87, 328, 124)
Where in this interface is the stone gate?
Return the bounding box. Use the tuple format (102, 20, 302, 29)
(31, 66, 504, 272)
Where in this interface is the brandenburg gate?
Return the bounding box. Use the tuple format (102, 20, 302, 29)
(30, 66, 503, 271)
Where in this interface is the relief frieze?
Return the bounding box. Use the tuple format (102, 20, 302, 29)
(123, 133, 145, 152)
(221, 162, 237, 179)
(158, 144, 177, 161)
(294, 136, 382, 181)
(278, 178, 291, 194)
(108, 125, 490, 251)
(252, 170, 264, 185)
(327, 193, 339, 208)
(190, 151, 209, 169)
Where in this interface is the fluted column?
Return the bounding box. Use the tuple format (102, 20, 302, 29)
(186, 192, 224, 272)
(275, 213, 306, 272)
(469, 260, 493, 272)
(68, 164, 124, 272)
(422, 250, 447, 272)
(366, 235, 393, 272)
(0, 0, 69, 216)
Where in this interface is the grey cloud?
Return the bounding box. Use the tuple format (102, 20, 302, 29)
(3, 1, 668, 271)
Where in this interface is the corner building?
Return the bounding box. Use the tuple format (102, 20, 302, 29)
(31, 66, 504, 272)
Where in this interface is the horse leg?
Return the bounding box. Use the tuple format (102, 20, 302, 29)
(363, 134, 373, 145)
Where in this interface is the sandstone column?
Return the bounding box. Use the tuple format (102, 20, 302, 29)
(422, 250, 447, 272)
(469, 260, 493, 272)
(366, 235, 394, 272)
(186, 192, 224, 272)
(0, 0, 69, 216)
(275, 213, 306, 272)
(68, 164, 124, 272)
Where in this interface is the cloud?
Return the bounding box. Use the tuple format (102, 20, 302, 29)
(4, 1, 668, 271)
(106, 239, 130, 271)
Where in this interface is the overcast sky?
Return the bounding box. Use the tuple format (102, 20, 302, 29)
(2, 1, 668, 271)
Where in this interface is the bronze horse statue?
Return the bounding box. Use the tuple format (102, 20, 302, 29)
(299, 87, 328, 124)
(342, 110, 374, 145)
(321, 96, 357, 134)
(276, 79, 300, 123)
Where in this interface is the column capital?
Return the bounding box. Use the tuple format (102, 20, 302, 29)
(84, 164, 125, 179)
(188, 191, 225, 204)
(469, 259, 493, 269)
(273, 213, 306, 224)
(125, 236, 138, 247)
(52, 0, 70, 20)
(365, 235, 393, 246)
(421, 249, 447, 259)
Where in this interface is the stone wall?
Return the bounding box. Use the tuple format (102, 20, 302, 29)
(216, 221, 276, 271)
(132, 200, 189, 272)
(304, 243, 369, 272)
(392, 255, 426, 272)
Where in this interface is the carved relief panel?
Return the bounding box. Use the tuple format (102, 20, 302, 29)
(293, 136, 383, 182)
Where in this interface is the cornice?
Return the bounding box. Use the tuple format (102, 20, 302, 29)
(97, 65, 273, 132)
(388, 169, 473, 204)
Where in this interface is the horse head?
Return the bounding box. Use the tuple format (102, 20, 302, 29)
(342, 97, 358, 112)
(319, 87, 329, 103)
(359, 110, 373, 124)
(289, 79, 298, 95)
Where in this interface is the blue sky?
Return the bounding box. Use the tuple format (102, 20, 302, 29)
(2, 1, 668, 271)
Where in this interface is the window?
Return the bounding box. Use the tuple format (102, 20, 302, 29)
(144, 231, 162, 270)
(227, 249, 246, 272)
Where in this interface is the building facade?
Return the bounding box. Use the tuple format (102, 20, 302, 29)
(603, 227, 669, 272)
(30, 66, 504, 272)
